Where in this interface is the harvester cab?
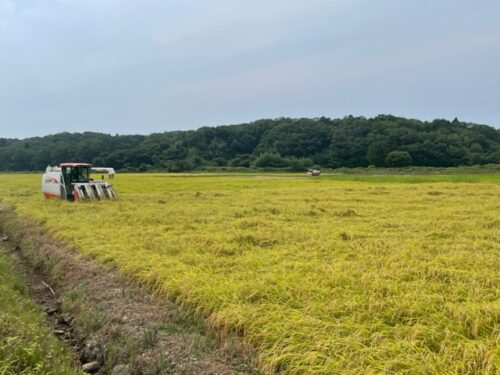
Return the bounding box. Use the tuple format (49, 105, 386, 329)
(42, 163, 117, 201)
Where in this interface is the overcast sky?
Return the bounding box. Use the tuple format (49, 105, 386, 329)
(0, 0, 499, 138)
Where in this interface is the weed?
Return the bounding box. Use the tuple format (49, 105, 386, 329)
(142, 327, 158, 349)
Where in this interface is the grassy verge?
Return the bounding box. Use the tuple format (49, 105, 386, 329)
(0, 244, 82, 375)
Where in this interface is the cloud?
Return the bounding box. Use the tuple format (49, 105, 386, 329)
(0, 0, 499, 138)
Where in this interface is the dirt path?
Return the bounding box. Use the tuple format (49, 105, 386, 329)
(0, 206, 257, 375)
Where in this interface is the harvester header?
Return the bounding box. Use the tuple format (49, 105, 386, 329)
(42, 163, 117, 201)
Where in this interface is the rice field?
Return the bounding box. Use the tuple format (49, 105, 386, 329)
(0, 173, 499, 374)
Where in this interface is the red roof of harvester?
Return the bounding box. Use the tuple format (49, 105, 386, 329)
(59, 163, 93, 167)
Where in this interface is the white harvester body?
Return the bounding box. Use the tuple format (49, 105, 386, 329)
(42, 163, 117, 201)
(306, 168, 321, 176)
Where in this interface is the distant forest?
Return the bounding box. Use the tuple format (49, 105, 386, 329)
(1, 115, 500, 171)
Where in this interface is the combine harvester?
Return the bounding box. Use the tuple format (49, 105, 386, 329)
(42, 163, 117, 201)
(306, 168, 321, 176)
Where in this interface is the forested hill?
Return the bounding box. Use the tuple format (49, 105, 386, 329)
(1, 115, 500, 171)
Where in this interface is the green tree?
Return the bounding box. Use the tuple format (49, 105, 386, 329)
(253, 152, 290, 168)
(366, 141, 389, 167)
(1, 115, 499, 171)
(385, 151, 413, 167)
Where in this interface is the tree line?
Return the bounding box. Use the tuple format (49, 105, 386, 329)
(1, 115, 499, 172)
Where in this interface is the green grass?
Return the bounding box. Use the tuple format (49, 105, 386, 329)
(0, 245, 82, 375)
(0, 173, 499, 374)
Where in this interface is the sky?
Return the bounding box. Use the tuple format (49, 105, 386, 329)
(0, 0, 499, 139)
